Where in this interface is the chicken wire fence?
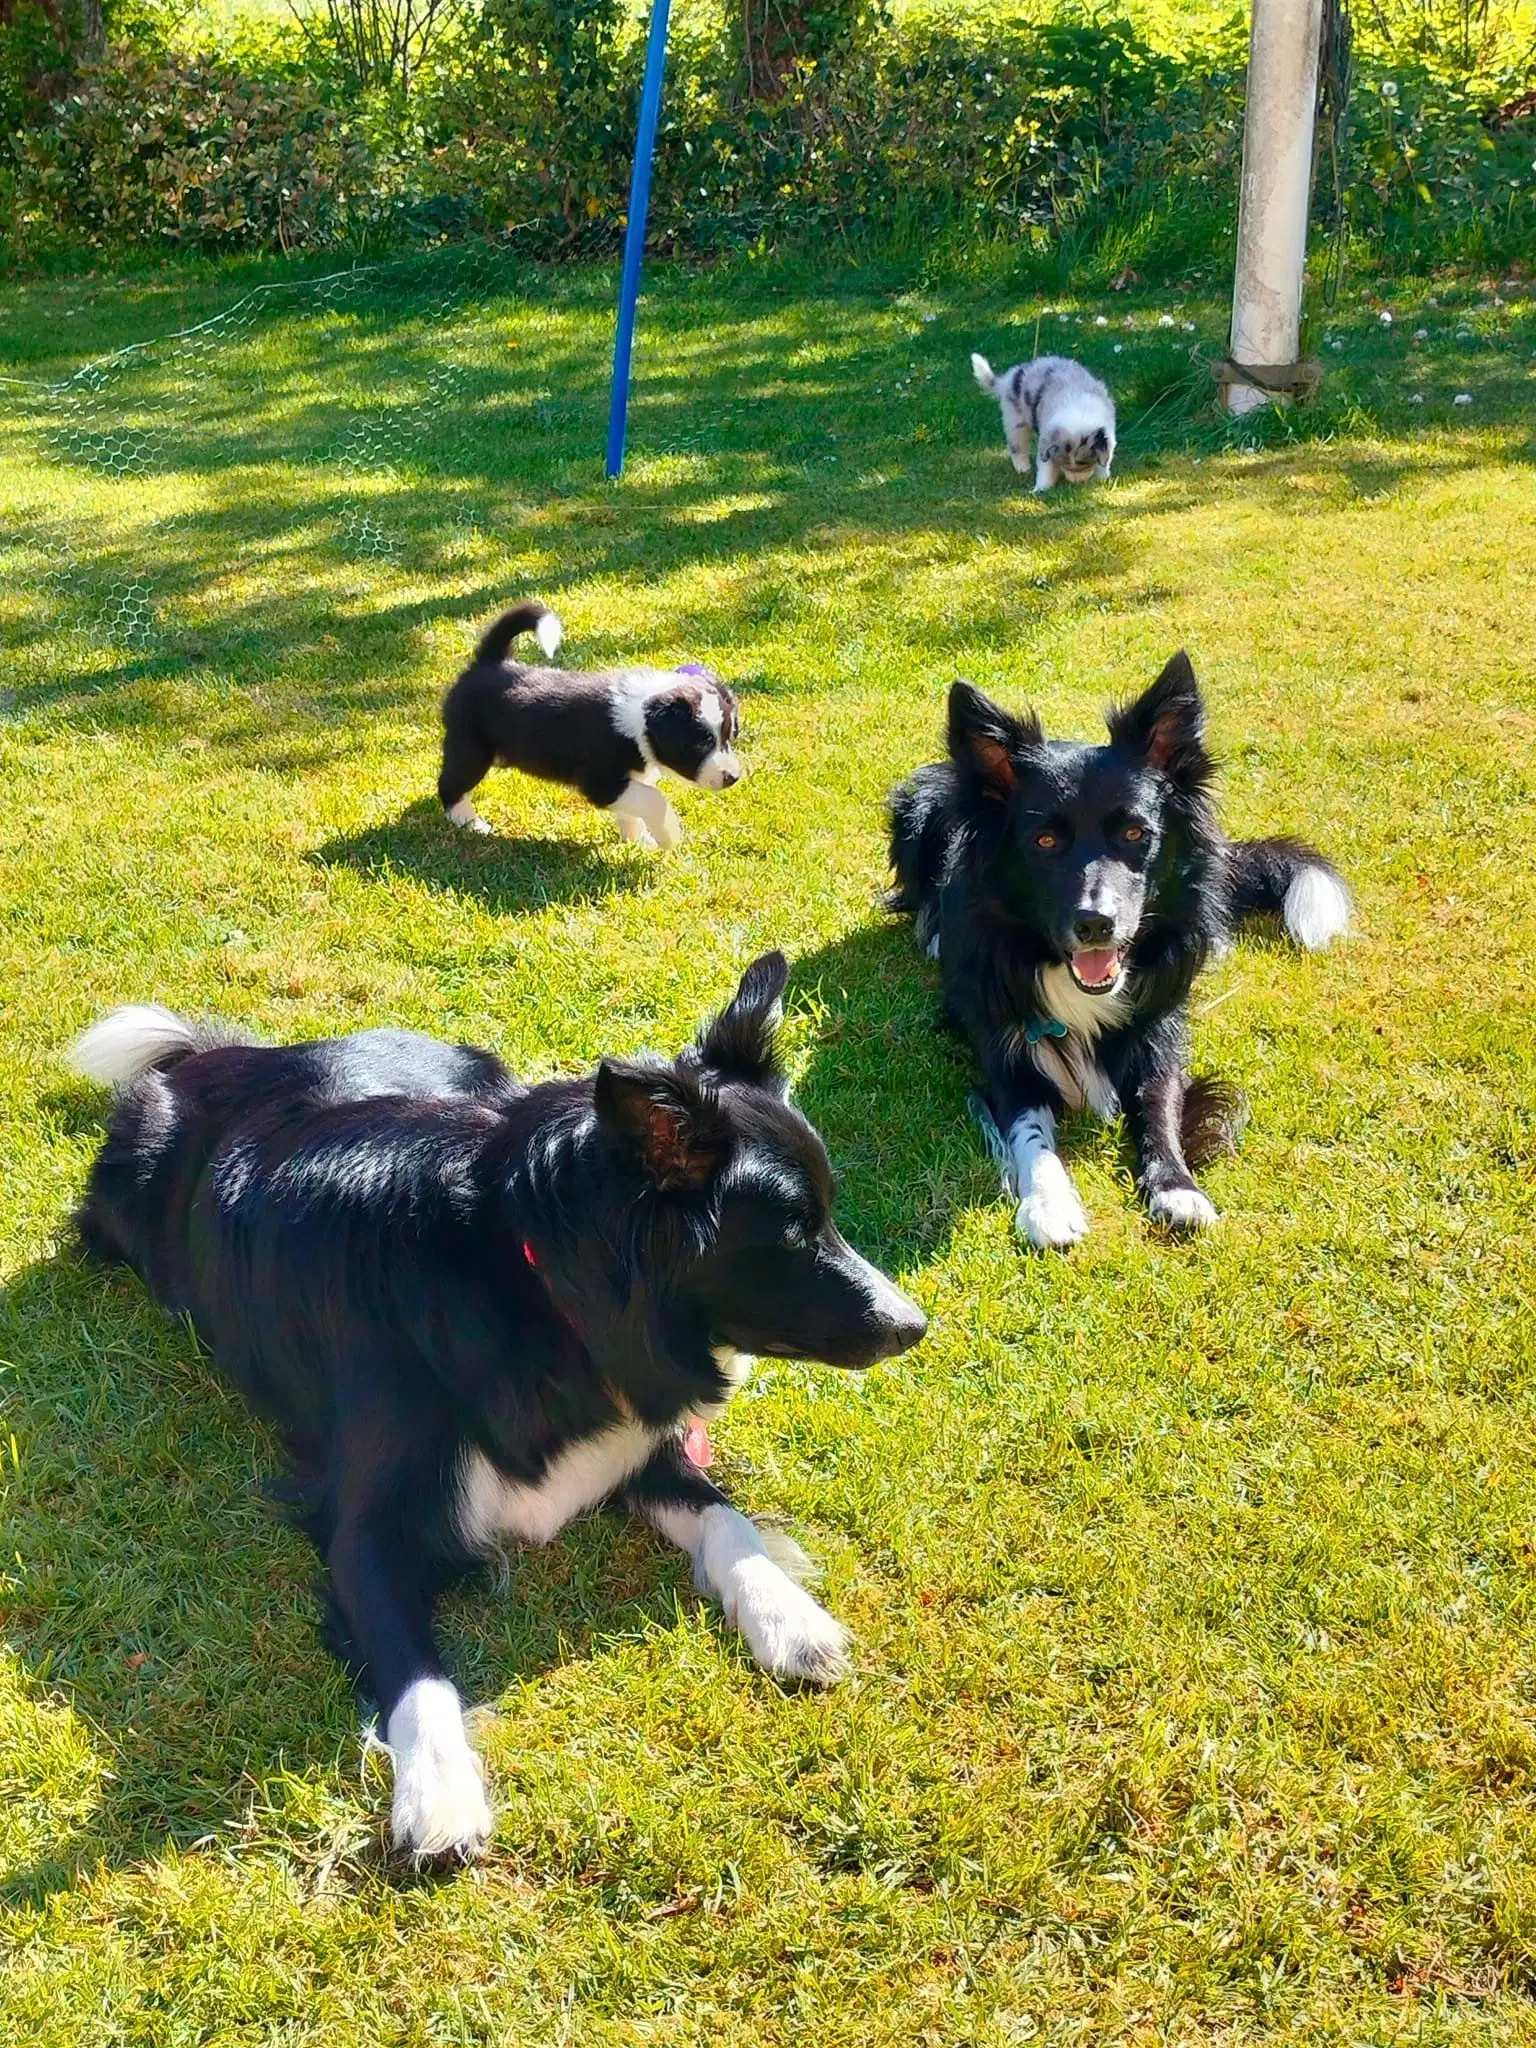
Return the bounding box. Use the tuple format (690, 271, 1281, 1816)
(8, 239, 522, 655)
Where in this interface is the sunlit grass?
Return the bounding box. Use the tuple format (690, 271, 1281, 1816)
(0, 249, 1534, 2043)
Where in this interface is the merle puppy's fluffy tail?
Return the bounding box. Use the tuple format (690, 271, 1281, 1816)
(69, 1006, 252, 1090)
(1227, 837, 1352, 951)
(474, 600, 563, 666)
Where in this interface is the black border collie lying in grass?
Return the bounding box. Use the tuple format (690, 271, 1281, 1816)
(887, 654, 1351, 1247)
(70, 955, 925, 1862)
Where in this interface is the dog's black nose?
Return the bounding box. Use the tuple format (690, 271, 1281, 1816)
(1073, 911, 1116, 946)
(720, 767, 741, 788)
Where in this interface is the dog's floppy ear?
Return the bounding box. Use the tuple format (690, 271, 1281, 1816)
(692, 950, 788, 1093)
(1106, 651, 1208, 782)
(948, 679, 1042, 801)
(595, 1059, 731, 1190)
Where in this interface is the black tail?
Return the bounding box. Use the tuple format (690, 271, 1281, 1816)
(474, 600, 561, 667)
(1227, 836, 1352, 951)
(1182, 1074, 1248, 1169)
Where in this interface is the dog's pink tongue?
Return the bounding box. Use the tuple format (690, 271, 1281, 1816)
(683, 1420, 714, 1469)
(1072, 947, 1120, 987)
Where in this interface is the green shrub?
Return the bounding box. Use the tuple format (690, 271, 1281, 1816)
(6, 49, 382, 255)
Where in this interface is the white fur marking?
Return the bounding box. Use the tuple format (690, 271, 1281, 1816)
(1037, 963, 1131, 1041)
(456, 1424, 659, 1553)
(446, 797, 492, 834)
(1283, 866, 1351, 950)
(647, 1500, 850, 1684)
(1148, 1186, 1219, 1232)
(386, 1677, 491, 1861)
(534, 608, 563, 658)
(69, 1005, 197, 1088)
(607, 778, 682, 851)
(1006, 1108, 1089, 1249)
(694, 1345, 757, 1420)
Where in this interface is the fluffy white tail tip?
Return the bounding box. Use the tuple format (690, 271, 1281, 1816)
(535, 609, 563, 659)
(1283, 867, 1352, 950)
(69, 1004, 197, 1087)
(971, 352, 996, 394)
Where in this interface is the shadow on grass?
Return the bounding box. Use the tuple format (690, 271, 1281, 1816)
(310, 797, 655, 914)
(0, 1242, 721, 1907)
(788, 915, 996, 1273)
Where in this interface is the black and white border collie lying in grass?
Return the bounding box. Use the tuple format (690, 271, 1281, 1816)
(70, 955, 925, 1862)
(887, 654, 1351, 1248)
(438, 600, 745, 850)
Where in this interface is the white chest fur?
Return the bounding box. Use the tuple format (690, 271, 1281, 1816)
(1028, 964, 1130, 1119)
(457, 1424, 659, 1551)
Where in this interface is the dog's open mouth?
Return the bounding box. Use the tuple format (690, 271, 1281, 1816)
(1069, 946, 1124, 993)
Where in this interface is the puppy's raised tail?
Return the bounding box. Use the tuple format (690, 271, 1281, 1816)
(474, 600, 563, 666)
(1228, 836, 1352, 951)
(971, 352, 999, 396)
(69, 1005, 248, 1089)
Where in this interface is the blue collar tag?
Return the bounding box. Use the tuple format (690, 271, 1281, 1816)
(1025, 1017, 1069, 1043)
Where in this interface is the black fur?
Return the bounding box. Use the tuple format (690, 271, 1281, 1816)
(438, 599, 742, 822)
(74, 958, 925, 1843)
(886, 653, 1347, 1233)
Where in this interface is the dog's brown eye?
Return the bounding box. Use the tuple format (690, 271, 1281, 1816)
(1036, 831, 1059, 851)
(1123, 824, 1146, 843)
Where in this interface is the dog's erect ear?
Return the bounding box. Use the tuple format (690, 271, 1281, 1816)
(948, 679, 1042, 801)
(1106, 651, 1208, 782)
(693, 950, 788, 1092)
(595, 1059, 731, 1190)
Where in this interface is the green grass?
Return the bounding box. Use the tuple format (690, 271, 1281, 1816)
(1, 245, 1535, 2043)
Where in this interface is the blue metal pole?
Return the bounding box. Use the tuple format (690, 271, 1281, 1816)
(606, 0, 673, 480)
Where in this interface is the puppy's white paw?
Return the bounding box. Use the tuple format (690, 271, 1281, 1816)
(466, 816, 493, 837)
(653, 804, 684, 852)
(391, 1746, 491, 1863)
(1148, 1185, 1218, 1233)
(446, 800, 492, 835)
(725, 1557, 850, 1686)
(1015, 1181, 1089, 1249)
(1010, 449, 1030, 474)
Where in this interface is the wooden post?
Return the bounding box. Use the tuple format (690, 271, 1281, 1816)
(1226, 0, 1324, 414)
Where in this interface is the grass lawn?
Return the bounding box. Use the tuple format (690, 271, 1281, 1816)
(1, 245, 1535, 2044)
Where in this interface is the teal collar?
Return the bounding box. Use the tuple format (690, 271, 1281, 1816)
(1026, 1017, 1069, 1043)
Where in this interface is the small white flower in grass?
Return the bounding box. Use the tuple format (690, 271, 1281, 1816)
(922, 311, 937, 322)
(1113, 343, 1124, 353)
(1427, 296, 1439, 306)
(1095, 315, 1108, 326)
(1415, 328, 1428, 340)
(1159, 313, 1175, 328)
(1182, 321, 1196, 332)
(1410, 393, 1424, 404)
(1330, 339, 1343, 351)
(1454, 392, 1473, 405)
(1379, 310, 1393, 325)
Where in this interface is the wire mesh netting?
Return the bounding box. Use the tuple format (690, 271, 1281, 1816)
(6, 240, 527, 661)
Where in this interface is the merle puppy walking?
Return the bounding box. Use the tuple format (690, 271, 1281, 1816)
(887, 654, 1351, 1247)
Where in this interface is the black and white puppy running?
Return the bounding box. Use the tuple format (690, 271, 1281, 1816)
(71, 955, 925, 1862)
(887, 655, 1351, 1247)
(438, 600, 745, 849)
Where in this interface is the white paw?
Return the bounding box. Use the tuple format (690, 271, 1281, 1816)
(653, 806, 684, 852)
(390, 1741, 491, 1863)
(1148, 1185, 1218, 1233)
(1014, 1181, 1089, 1249)
(1010, 450, 1030, 473)
(724, 1557, 850, 1686)
(386, 1677, 492, 1862)
(466, 816, 493, 836)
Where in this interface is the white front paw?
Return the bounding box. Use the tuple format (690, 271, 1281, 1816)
(654, 805, 684, 852)
(1148, 1186, 1218, 1233)
(725, 1557, 850, 1686)
(1015, 1182, 1089, 1249)
(391, 1744, 491, 1862)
